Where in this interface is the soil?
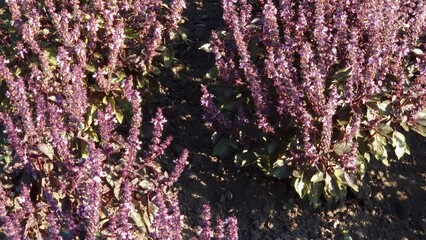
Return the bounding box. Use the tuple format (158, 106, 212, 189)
(153, 0, 426, 239)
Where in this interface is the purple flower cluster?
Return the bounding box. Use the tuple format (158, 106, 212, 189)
(197, 204, 239, 240)
(200, 84, 230, 130)
(163, 149, 189, 188)
(0, 183, 21, 240)
(200, 204, 213, 240)
(77, 142, 105, 240)
(151, 192, 183, 240)
(146, 108, 169, 161)
(168, 0, 186, 30)
(43, 188, 64, 239)
(0, 57, 36, 142)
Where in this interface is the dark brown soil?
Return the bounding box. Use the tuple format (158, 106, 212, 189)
(154, 0, 426, 239)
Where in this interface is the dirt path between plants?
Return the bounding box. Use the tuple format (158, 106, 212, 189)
(154, 0, 426, 239)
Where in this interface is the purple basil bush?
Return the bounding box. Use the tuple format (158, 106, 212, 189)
(202, 0, 426, 206)
(0, 0, 240, 239)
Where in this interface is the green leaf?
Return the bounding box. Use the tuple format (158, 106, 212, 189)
(130, 206, 145, 229)
(151, 66, 161, 76)
(269, 166, 292, 179)
(337, 119, 349, 128)
(229, 137, 238, 149)
(308, 182, 322, 208)
(163, 47, 174, 68)
(0, 154, 12, 164)
(371, 136, 388, 164)
(411, 48, 424, 55)
(93, 52, 103, 59)
(392, 130, 405, 145)
(377, 100, 391, 115)
(375, 134, 387, 145)
(333, 141, 351, 156)
(382, 157, 389, 166)
(87, 128, 99, 142)
(366, 107, 376, 121)
(323, 173, 333, 201)
(198, 43, 212, 52)
(41, 28, 50, 35)
(256, 155, 271, 172)
(44, 47, 58, 66)
(414, 117, 426, 126)
(400, 120, 410, 132)
(378, 124, 393, 136)
(114, 179, 122, 200)
(268, 159, 292, 179)
(37, 143, 54, 160)
(412, 124, 426, 137)
(86, 104, 98, 128)
(310, 172, 325, 183)
(205, 67, 219, 79)
(392, 130, 406, 160)
(234, 150, 257, 167)
(294, 177, 305, 198)
(334, 168, 345, 183)
(267, 141, 277, 155)
(211, 131, 220, 144)
(363, 152, 371, 162)
(81, 141, 90, 158)
(139, 180, 155, 191)
(109, 98, 124, 124)
(115, 71, 127, 81)
(405, 145, 411, 155)
(357, 155, 367, 178)
(213, 138, 232, 158)
(343, 171, 359, 192)
(43, 162, 54, 173)
(292, 170, 302, 178)
(332, 67, 352, 83)
(125, 30, 139, 40)
(169, 30, 178, 41)
(86, 64, 96, 72)
(342, 230, 353, 240)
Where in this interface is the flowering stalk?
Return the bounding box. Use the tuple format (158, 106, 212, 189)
(200, 204, 213, 240)
(0, 184, 21, 240)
